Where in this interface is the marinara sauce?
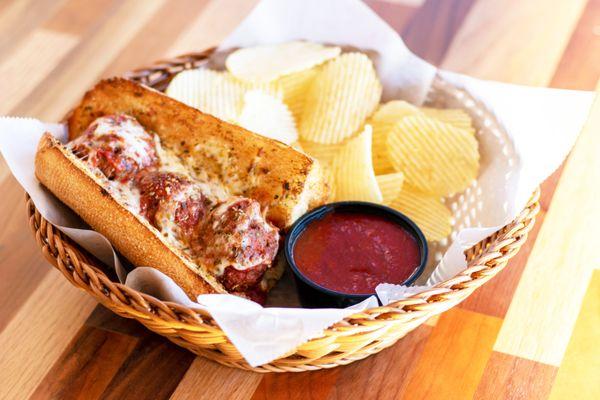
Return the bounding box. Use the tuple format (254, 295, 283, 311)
(293, 212, 421, 295)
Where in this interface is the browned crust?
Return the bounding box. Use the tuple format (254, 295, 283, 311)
(68, 78, 329, 229)
(35, 133, 227, 299)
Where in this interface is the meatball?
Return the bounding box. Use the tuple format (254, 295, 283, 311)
(220, 264, 268, 292)
(137, 171, 211, 243)
(69, 114, 158, 182)
(239, 284, 268, 305)
(193, 198, 280, 288)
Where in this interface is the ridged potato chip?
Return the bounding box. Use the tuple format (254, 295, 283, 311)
(422, 107, 475, 136)
(389, 188, 452, 241)
(237, 78, 283, 99)
(233, 69, 315, 120)
(298, 140, 341, 197)
(331, 125, 382, 202)
(166, 69, 246, 122)
(226, 41, 340, 83)
(237, 90, 298, 144)
(371, 125, 395, 174)
(387, 115, 479, 196)
(371, 101, 422, 174)
(374, 100, 422, 122)
(274, 67, 319, 120)
(299, 53, 382, 144)
(299, 140, 344, 166)
(376, 172, 404, 204)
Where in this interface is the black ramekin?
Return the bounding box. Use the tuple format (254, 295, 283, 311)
(284, 201, 428, 308)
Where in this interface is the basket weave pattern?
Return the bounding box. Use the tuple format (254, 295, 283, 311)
(26, 50, 540, 372)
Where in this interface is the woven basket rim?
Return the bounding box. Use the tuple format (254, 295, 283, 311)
(25, 47, 541, 371)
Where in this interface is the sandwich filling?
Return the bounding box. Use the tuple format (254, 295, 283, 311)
(68, 114, 280, 303)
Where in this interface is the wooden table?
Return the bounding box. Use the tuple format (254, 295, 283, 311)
(1, 0, 599, 399)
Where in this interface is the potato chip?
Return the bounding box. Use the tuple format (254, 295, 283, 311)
(371, 124, 395, 174)
(422, 107, 475, 136)
(299, 53, 382, 144)
(237, 78, 283, 100)
(237, 90, 298, 144)
(321, 165, 336, 199)
(273, 67, 319, 120)
(387, 115, 479, 196)
(376, 172, 404, 204)
(166, 69, 245, 122)
(373, 100, 422, 122)
(226, 41, 340, 83)
(299, 140, 344, 166)
(389, 188, 452, 241)
(371, 101, 422, 174)
(331, 125, 382, 202)
(299, 140, 340, 200)
(233, 69, 313, 119)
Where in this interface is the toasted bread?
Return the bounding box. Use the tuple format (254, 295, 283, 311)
(35, 133, 227, 298)
(68, 78, 328, 229)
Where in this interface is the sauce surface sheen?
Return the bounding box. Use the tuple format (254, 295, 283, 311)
(293, 212, 421, 295)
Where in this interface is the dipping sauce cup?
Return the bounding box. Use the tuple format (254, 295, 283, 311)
(285, 202, 428, 308)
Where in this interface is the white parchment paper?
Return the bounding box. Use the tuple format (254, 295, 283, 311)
(0, 0, 595, 366)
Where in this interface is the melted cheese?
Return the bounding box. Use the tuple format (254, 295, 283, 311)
(153, 183, 199, 249)
(107, 180, 141, 214)
(90, 115, 155, 166)
(204, 197, 277, 275)
(154, 135, 189, 176)
(70, 114, 277, 285)
(154, 136, 230, 204)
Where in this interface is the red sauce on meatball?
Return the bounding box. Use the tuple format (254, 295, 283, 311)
(70, 114, 158, 182)
(220, 264, 268, 292)
(194, 198, 279, 270)
(137, 171, 210, 242)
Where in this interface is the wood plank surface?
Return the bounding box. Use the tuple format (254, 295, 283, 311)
(99, 335, 196, 400)
(493, 84, 600, 366)
(0, 29, 78, 114)
(172, 358, 262, 400)
(0, 273, 97, 399)
(401, 0, 476, 65)
(473, 353, 558, 400)
(442, 0, 588, 85)
(400, 308, 503, 400)
(551, 0, 600, 90)
(0, 175, 52, 331)
(0, 0, 67, 56)
(547, 270, 600, 400)
(0, 0, 598, 399)
(30, 326, 139, 400)
(11, 0, 165, 119)
(326, 326, 432, 400)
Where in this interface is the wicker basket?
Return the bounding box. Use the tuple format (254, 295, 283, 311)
(26, 49, 540, 372)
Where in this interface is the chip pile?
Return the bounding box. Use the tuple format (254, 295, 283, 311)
(165, 41, 481, 242)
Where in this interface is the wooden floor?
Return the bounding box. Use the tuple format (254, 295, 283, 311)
(1, 0, 599, 399)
